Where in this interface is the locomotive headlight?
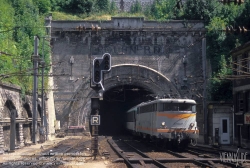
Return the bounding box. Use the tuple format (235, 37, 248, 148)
(190, 123, 194, 127)
(161, 122, 165, 126)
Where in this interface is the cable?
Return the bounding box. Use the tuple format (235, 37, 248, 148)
(0, 59, 68, 79)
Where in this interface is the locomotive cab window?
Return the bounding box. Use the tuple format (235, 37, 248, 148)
(163, 103, 196, 112)
(192, 105, 196, 112)
(179, 104, 193, 111)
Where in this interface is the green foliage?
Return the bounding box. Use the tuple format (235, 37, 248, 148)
(109, 0, 118, 14)
(55, 0, 93, 14)
(130, 0, 142, 14)
(0, 0, 249, 102)
(209, 78, 233, 101)
(35, 0, 51, 14)
(52, 11, 83, 20)
(149, 0, 176, 20)
(183, 0, 207, 20)
(95, 0, 109, 12)
(0, 0, 50, 95)
(50, 0, 61, 11)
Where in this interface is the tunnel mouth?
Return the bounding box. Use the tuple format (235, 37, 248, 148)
(98, 84, 154, 136)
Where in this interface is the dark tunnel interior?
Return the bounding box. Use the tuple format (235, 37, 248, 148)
(99, 85, 154, 136)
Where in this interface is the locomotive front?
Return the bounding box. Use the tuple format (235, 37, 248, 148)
(156, 99, 199, 146)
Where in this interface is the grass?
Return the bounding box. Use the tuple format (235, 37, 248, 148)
(52, 11, 83, 20)
(51, 11, 149, 21)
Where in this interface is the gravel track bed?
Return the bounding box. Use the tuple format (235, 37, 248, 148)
(98, 136, 127, 167)
(1, 136, 95, 168)
(177, 152, 199, 158)
(121, 139, 201, 167)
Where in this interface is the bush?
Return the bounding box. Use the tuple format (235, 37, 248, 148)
(35, 0, 51, 14)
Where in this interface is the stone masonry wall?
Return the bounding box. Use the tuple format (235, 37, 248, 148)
(50, 17, 206, 130)
(0, 82, 55, 153)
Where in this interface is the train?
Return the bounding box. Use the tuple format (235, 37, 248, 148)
(126, 98, 199, 148)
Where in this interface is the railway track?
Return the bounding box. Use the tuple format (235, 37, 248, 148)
(188, 145, 250, 159)
(104, 137, 250, 168)
(186, 146, 250, 168)
(107, 138, 167, 168)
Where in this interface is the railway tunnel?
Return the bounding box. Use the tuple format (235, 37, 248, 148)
(50, 17, 205, 137)
(99, 84, 154, 135)
(85, 64, 181, 136)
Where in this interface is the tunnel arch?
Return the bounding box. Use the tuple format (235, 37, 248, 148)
(66, 64, 181, 134)
(103, 64, 180, 97)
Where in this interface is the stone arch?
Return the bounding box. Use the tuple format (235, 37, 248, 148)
(22, 103, 32, 142)
(103, 64, 179, 96)
(4, 100, 17, 117)
(37, 104, 42, 119)
(3, 99, 18, 151)
(23, 103, 32, 118)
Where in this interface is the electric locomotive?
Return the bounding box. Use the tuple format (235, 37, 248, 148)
(126, 98, 199, 148)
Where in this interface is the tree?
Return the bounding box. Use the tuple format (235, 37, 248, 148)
(58, 0, 93, 13)
(130, 0, 142, 14)
(0, 0, 51, 94)
(95, 0, 109, 12)
(109, 0, 118, 14)
(150, 0, 176, 20)
(34, 0, 51, 14)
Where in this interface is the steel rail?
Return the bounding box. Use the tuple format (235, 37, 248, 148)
(186, 147, 247, 168)
(165, 149, 214, 168)
(107, 139, 135, 168)
(124, 140, 169, 168)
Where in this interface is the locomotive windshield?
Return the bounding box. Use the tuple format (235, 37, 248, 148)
(163, 103, 196, 112)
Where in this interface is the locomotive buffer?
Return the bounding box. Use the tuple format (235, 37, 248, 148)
(90, 53, 111, 159)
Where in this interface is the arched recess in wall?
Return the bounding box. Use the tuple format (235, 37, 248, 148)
(3, 100, 18, 150)
(22, 103, 32, 142)
(23, 103, 32, 118)
(37, 104, 42, 119)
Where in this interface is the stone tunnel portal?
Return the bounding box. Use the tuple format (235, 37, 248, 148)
(89, 64, 180, 136)
(68, 64, 181, 136)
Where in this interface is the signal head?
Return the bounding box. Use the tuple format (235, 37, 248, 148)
(102, 53, 111, 71)
(93, 58, 102, 84)
(94, 59, 100, 68)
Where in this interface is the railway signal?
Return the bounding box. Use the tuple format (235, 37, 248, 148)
(103, 53, 111, 71)
(91, 53, 111, 159)
(93, 59, 102, 84)
(92, 53, 112, 90)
